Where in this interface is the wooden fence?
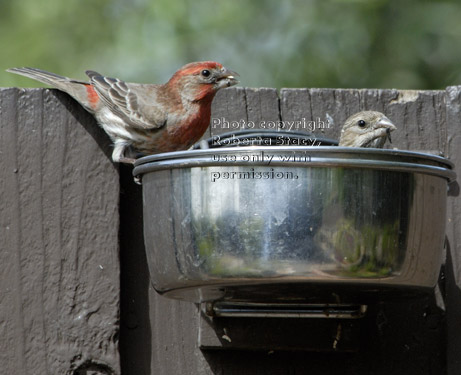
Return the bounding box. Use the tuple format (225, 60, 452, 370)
(0, 86, 460, 374)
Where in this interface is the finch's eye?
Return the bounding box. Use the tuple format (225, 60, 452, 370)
(201, 69, 211, 77)
(358, 120, 366, 127)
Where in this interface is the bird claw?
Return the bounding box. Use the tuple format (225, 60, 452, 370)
(118, 157, 136, 165)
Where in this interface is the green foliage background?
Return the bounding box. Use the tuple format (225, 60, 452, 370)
(2, 0, 461, 90)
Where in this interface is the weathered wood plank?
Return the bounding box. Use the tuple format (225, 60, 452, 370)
(0, 88, 120, 374)
(445, 85, 461, 375)
(280, 88, 362, 140)
(207, 87, 280, 142)
(208, 87, 248, 137)
(280, 87, 447, 152)
(384, 89, 447, 154)
(245, 87, 280, 126)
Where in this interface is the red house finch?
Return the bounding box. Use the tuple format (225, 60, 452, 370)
(339, 111, 396, 148)
(7, 62, 238, 163)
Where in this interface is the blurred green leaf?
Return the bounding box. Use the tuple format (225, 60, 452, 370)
(1, 0, 460, 89)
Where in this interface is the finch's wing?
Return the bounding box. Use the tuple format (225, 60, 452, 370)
(86, 71, 167, 129)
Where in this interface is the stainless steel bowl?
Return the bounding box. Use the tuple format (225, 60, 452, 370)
(133, 147, 456, 303)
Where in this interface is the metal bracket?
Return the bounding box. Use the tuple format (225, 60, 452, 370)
(206, 301, 367, 319)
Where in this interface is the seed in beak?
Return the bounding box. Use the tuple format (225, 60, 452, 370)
(386, 128, 392, 143)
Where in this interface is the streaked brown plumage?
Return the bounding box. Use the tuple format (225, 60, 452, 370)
(339, 111, 396, 148)
(7, 62, 239, 163)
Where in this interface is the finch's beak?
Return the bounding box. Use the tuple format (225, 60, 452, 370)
(376, 116, 397, 143)
(376, 117, 396, 131)
(217, 67, 239, 87)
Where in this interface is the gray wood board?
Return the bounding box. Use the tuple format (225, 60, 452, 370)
(445, 85, 461, 375)
(0, 88, 120, 375)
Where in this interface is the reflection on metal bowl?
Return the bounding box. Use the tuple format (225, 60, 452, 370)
(133, 147, 456, 303)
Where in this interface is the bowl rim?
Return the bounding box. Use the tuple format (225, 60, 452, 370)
(133, 146, 456, 183)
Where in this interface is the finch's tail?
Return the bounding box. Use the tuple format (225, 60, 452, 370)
(7, 67, 96, 112)
(7, 67, 89, 88)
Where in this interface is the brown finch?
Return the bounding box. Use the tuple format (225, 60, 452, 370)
(7, 62, 239, 163)
(339, 111, 396, 148)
